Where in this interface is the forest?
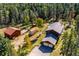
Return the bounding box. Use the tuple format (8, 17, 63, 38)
(0, 3, 79, 56)
(0, 3, 78, 27)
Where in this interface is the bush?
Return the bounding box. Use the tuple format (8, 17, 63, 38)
(35, 18, 43, 27)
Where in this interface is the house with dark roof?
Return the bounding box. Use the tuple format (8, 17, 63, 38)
(4, 27, 21, 39)
(41, 22, 64, 49)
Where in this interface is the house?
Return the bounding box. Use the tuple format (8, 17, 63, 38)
(4, 27, 21, 39)
(46, 22, 64, 37)
(41, 22, 64, 48)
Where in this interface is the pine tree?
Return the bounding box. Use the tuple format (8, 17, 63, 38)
(0, 35, 12, 56)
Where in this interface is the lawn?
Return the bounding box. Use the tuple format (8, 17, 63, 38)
(50, 34, 63, 56)
(29, 23, 48, 52)
(32, 33, 46, 47)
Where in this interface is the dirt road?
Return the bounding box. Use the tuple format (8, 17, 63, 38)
(28, 46, 50, 56)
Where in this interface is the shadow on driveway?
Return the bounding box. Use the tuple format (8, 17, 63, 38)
(39, 45, 53, 53)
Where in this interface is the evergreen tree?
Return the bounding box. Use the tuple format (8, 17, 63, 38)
(0, 35, 12, 56)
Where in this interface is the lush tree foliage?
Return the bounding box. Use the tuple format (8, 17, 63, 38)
(24, 34, 32, 49)
(0, 3, 78, 27)
(0, 35, 12, 56)
(61, 20, 78, 56)
(35, 18, 43, 27)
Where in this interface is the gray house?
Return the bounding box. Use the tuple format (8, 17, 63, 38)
(41, 22, 64, 49)
(46, 22, 64, 36)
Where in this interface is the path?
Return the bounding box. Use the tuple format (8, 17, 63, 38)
(11, 34, 26, 51)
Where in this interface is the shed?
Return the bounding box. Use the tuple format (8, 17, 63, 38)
(4, 27, 21, 39)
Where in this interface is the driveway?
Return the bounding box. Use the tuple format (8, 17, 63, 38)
(28, 45, 52, 56)
(11, 34, 26, 51)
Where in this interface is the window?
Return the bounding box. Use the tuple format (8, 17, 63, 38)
(49, 44, 53, 48)
(43, 42, 53, 48)
(43, 42, 49, 46)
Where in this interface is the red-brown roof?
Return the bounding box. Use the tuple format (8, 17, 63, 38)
(4, 27, 20, 36)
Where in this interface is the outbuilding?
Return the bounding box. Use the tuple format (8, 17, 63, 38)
(4, 27, 21, 39)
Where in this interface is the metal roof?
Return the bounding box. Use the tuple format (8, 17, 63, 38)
(42, 36, 57, 45)
(46, 22, 64, 34)
(4, 27, 20, 36)
(42, 22, 64, 45)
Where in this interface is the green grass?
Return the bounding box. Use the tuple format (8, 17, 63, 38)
(0, 29, 5, 37)
(40, 24, 48, 32)
(50, 34, 63, 56)
(30, 32, 40, 41)
(12, 23, 48, 55)
(29, 24, 48, 52)
(32, 33, 46, 47)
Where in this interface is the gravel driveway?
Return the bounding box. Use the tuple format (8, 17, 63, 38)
(28, 46, 50, 56)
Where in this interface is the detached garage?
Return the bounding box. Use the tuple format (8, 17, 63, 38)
(4, 27, 21, 39)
